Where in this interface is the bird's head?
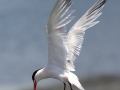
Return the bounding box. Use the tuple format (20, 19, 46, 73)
(32, 68, 43, 90)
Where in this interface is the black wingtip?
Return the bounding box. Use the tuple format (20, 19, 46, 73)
(64, 0, 72, 4)
(65, 0, 71, 2)
(104, 0, 107, 3)
(87, 0, 107, 16)
(102, 0, 107, 4)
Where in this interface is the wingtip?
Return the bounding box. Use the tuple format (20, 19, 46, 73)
(87, 0, 107, 16)
(103, 0, 107, 4)
(105, 0, 107, 2)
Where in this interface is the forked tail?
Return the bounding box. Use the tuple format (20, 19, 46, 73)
(67, 72, 85, 90)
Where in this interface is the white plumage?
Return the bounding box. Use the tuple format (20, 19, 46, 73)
(32, 0, 107, 90)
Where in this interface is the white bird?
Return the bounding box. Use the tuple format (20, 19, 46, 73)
(32, 0, 107, 90)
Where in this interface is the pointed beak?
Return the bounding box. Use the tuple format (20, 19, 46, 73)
(34, 81, 37, 90)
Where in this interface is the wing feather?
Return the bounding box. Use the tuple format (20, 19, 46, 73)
(47, 0, 74, 70)
(66, 0, 107, 71)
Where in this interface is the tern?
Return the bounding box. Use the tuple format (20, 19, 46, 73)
(32, 0, 107, 90)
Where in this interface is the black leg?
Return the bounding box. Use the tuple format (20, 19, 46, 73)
(68, 82, 73, 90)
(63, 82, 66, 90)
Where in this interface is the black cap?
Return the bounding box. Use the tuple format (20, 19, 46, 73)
(32, 69, 40, 82)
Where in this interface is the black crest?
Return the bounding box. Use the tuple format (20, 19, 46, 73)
(32, 69, 41, 82)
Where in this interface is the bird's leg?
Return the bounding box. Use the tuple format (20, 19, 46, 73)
(63, 82, 66, 90)
(68, 82, 73, 90)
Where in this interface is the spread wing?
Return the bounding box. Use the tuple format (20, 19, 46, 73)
(47, 0, 74, 70)
(66, 0, 107, 71)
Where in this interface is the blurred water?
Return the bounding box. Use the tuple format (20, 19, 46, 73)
(0, 0, 120, 89)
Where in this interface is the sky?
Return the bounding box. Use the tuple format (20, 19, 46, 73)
(0, 0, 120, 90)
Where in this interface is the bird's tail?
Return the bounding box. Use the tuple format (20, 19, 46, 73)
(67, 72, 84, 90)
